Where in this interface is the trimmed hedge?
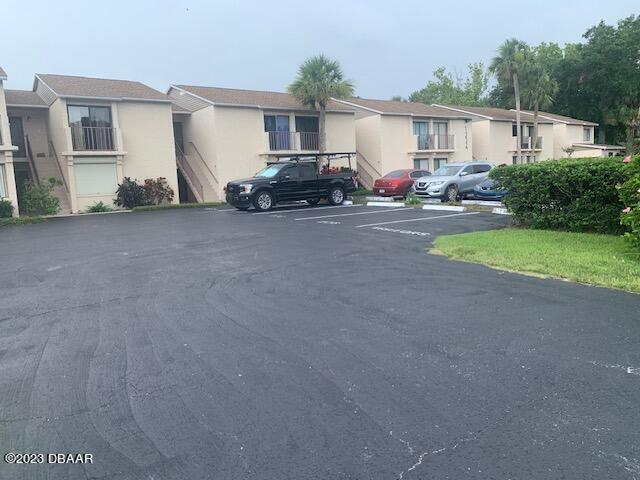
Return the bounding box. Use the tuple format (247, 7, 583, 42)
(619, 156, 640, 249)
(490, 158, 628, 234)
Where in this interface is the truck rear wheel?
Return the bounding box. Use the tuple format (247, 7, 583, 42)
(253, 190, 274, 211)
(328, 186, 345, 205)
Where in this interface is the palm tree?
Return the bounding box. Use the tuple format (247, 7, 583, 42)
(490, 39, 529, 163)
(288, 55, 354, 156)
(521, 64, 558, 156)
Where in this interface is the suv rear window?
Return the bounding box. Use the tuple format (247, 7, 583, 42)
(473, 164, 492, 174)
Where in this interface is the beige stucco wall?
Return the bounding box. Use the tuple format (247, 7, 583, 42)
(354, 114, 383, 187)
(117, 101, 178, 197)
(471, 120, 554, 165)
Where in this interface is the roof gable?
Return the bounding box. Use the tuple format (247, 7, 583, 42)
(35, 74, 169, 102)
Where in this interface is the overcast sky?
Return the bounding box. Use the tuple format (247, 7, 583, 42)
(3, 0, 638, 99)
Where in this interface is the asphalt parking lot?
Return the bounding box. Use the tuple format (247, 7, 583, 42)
(1, 204, 639, 479)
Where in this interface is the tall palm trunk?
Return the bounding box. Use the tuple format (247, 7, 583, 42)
(318, 105, 327, 153)
(513, 72, 522, 164)
(532, 99, 539, 161)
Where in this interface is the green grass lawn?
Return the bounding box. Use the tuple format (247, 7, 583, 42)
(434, 228, 640, 293)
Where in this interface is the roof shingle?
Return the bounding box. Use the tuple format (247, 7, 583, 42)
(339, 98, 472, 118)
(436, 105, 552, 123)
(36, 74, 169, 102)
(4, 89, 47, 107)
(173, 85, 354, 112)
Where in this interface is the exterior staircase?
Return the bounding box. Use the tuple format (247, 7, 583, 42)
(27, 137, 71, 214)
(175, 142, 220, 202)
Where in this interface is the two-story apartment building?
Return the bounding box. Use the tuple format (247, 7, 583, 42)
(331, 98, 473, 188)
(518, 110, 624, 158)
(167, 85, 356, 201)
(0, 67, 20, 216)
(1, 72, 179, 215)
(434, 105, 555, 165)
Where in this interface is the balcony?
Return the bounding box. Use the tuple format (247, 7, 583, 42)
(69, 126, 117, 151)
(414, 134, 455, 151)
(519, 136, 543, 150)
(265, 131, 319, 152)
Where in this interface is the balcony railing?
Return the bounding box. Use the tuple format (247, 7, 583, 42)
(520, 136, 543, 150)
(415, 134, 455, 151)
(265, 131, 320, 151)
(70, 126, 116, 151)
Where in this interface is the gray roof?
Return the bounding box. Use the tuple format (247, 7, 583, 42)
(4, 89, 47, 107)
(435, 105, 553, 123)
(336, 98, 472, 119)
(173, 85, 354, 112)
(520, 110, 598, 126)
(0, 67, 6, 79)
(36, 74, 169, 102)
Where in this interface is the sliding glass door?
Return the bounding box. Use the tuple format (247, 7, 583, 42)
(264, 115, 290, 150)
(68, 105, 114, 150)
(413, 121, 429, 149)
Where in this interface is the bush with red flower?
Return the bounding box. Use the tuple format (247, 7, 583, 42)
(618, 156, 640, 249)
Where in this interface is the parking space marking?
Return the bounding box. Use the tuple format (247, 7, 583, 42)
(294, 207, 413, 221)
(355, 211, 480, 228)
(371, 226, 431, 236)
(252, 204, 361, 215)
(317, 220, 341, 225)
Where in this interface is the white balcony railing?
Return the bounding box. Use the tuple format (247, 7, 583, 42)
(520, 136, 543, 150)
(414, 134, 455, 151)
(69, 126, 117, 151)
(264, 131, 319, 151)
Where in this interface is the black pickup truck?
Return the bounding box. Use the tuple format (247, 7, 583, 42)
(225, 160, 357, 211)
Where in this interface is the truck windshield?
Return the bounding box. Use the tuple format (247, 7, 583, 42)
(255, 164, 287, 178)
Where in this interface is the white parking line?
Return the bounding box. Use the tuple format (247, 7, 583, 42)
(252, 204, 361, 215)
(294, 207, 413, 221)
(355, 211, 480, 228)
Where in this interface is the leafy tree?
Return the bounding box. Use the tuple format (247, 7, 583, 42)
(390, 95, 406, 102)
(409, 63, 489, 106)
(490, 39, 529, 163)
(288, 55, 354, 154)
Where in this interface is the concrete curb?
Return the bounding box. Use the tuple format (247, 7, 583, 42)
(422, 204, 466, 212)
(365, 196, 395, 202)
(492, 207, 511, 215)
(462, 200, 504, 207)
(343, 200, 354, 205)
(367, 201, 407, 208)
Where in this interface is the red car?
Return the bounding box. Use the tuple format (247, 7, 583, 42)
(373, 169, 431, 197)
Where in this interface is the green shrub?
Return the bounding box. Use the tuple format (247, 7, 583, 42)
(23, 177, 63, 216)
(618, 156, 640, 249)
(0, 199, 14, 218)
(404, 192, 422, 205)
(490, 158, 628, 234)
(114, 177, 147, 209)
(86, 201, 112, 213)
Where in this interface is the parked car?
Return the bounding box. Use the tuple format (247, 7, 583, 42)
(373, 169, 431, 198)
(225, 160, 357, 211)
(472, 178, 507, 201)
(413, 162, 493, 202)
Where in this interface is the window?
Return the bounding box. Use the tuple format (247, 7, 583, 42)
(281, 166, 299, 180)
(299, 164, 316, 179)
(74, 160, 117, 195)
(264, 115, 290, 150)
(410, 170, 426, 179)
(512, 156, 518, 165)
(8, 117, 26, 158)
(473, 164, 491, 174)
(295, 116, 319, 150)
(434, 158, 447, 170)
(433, 122, 449, 148)
(583, 128, 591, 142)
(512, 124, 518, 137)
(413, 159, 429, 170)
(413, 122, 429, 149)
(68, 105, 113, 150)
(461, 165, 474, 175)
